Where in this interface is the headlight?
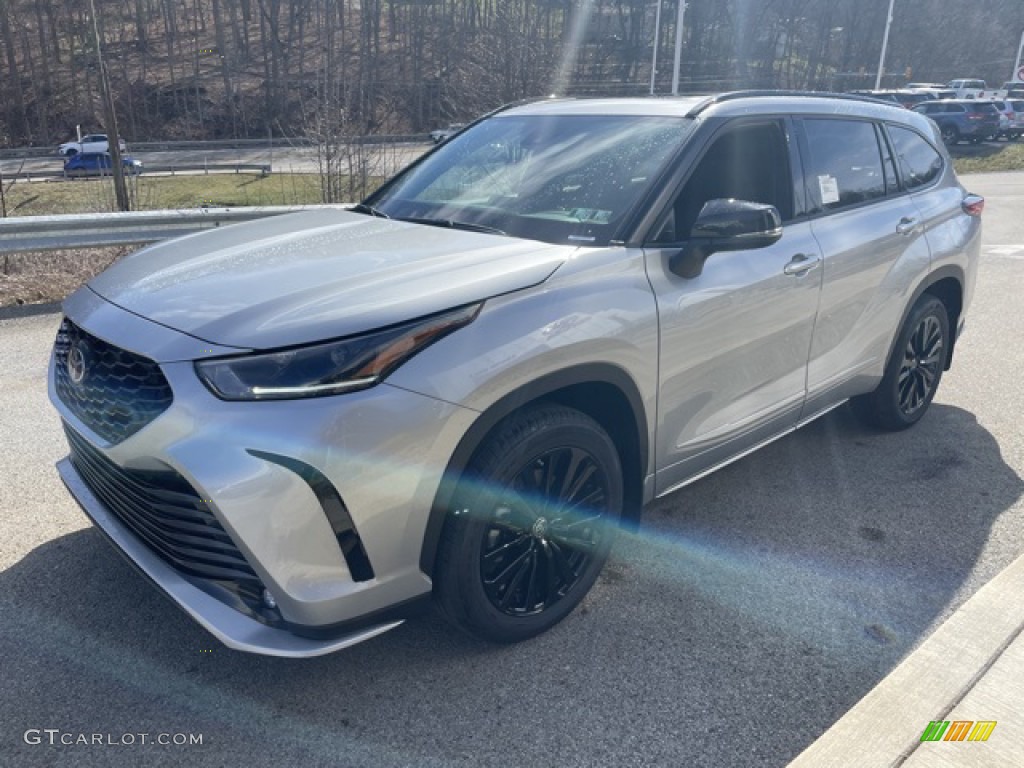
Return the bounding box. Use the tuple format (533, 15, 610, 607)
(195, 303, 482, 400)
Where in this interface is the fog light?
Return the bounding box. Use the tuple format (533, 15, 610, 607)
(262, 589, 277, 609)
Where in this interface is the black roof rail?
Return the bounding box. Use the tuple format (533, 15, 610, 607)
(685, 89, 901, 117)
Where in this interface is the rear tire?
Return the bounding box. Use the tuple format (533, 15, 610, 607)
(851, 295, 950, 431)
(434, 404, 623, 643)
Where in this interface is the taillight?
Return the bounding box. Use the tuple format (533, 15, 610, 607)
(967, 113, 984, 120)
(962, 194, 984, 217)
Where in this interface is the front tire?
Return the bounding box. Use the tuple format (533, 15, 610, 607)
(434, 404, 623, 643)
(940, 124, 959, 145)
(851, 295, 950, 431)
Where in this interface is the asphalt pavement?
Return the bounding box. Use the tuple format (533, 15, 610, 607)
(0, 144, 428, 179)
(0, 172, 1021, 767)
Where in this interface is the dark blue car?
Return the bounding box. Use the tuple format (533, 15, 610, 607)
(63, 152, 142, 178)
(912, 100, 1001, 145)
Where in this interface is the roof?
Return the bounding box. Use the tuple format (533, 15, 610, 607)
(502, 96, 707, 118)
(501, 90, 917, 122)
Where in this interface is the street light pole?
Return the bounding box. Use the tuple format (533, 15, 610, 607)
(1013, 27, 1024, 81)
(671, 0, 687, 95)
(650, 1, 663, 95)
(874, 0, 896, 90)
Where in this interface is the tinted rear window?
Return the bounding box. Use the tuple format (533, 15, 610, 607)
(803, 119, 886, 210)
(968, 103, 998, 114)
(888, 126, 943, 191)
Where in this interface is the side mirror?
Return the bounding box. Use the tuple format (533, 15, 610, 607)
(669, 199, 783, 278)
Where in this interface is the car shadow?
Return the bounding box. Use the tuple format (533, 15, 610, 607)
(1, 403, 1021, 767)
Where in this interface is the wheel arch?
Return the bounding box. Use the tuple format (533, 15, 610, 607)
(886, 266, 964, 374)
(923, 273, 964, 369)
(419, 363, 649, 577)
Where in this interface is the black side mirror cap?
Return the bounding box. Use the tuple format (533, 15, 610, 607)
(669, 199, 783, 278)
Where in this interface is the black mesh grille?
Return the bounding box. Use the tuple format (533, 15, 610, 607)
(64, 424, 262, 587)
(54, 318, 173, 445)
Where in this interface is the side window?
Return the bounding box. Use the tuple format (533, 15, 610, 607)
(652, 120, 793, 243)
(803, 119, 886, 211)
(888, 125, 943, 190)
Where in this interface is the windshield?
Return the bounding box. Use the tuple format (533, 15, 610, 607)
(366, 113, 694, 246)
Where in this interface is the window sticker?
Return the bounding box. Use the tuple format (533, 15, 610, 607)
(818, 174, 840, 205)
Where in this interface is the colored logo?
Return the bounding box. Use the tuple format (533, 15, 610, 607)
(920, 720, 997, 742)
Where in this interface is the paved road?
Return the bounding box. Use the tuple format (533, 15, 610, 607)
(0, 173, 1022, 767)
(0, 145, 429, 179)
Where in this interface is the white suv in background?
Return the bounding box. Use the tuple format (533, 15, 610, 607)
(57, 133, 127, 157)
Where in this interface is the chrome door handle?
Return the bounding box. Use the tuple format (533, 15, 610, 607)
(783, 253, 821, 276)
(896, 217, 918, 236)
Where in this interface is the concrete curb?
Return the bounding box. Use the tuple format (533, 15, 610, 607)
(789, 552, 1024, 767)
(0, 300, 62, 321)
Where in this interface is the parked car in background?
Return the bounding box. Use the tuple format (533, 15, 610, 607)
(946, 79, 990, 99)
(997, 82, 1024, 99)
(429, 123, 466, 143)
(913, 99, 1001, 144)
(908, 86, 956, 100)
(880, 90, 932, 108)
(848, 90, 930, 108)
(1010, 99, 1024, 134)
(58, 134, 127, 156)
(990, 99, 1024, 140)
(63, 152, 142, 177)
(49, 91, 983, 656)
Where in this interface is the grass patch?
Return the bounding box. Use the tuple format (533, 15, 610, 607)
(1, 172, 331, 217)
(0, 171, 380, 306)
(1, 247, 132, 308)
(951, 141, 1024, 174)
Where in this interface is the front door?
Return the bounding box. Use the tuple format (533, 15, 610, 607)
(644, 118, 823, 496)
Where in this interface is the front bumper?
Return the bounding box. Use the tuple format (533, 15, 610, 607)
(58, 457, 403, 657)
(49, 291, 480, 656)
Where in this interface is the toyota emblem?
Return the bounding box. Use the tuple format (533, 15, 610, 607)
(67, 343, 87, 384)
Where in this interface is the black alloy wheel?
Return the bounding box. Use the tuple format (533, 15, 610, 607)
(434, 404, 623, 643)
(896, 313, 944, 417)
(851, 294, 950, 431)
(480, 445, 609, 617)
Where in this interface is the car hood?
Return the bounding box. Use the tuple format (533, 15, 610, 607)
(88, 209, 571, 349)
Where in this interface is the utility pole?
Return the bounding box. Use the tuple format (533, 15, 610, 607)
(1013, 28, 1024, 82)
(671, 1, 687, 95)
(88, 0, 129, 211)
(874, 0, 896, 90)
(650, 1, 663, 95)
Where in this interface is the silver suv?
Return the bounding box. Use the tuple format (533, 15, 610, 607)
(50, 92, 983, 656)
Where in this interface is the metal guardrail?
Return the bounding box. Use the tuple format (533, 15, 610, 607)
(143, 162, 270, 175)
(0, 134, 431, 160)
(4, 163, 272, 182)
(0, 205, 350, 254)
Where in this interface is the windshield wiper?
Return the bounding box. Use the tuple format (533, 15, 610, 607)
(349, 202, 391, 219)
(400, 217, 507, 236)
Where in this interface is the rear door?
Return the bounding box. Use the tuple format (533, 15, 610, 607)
(796, 117, 932, 416)
(644, 117, 824, 495)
